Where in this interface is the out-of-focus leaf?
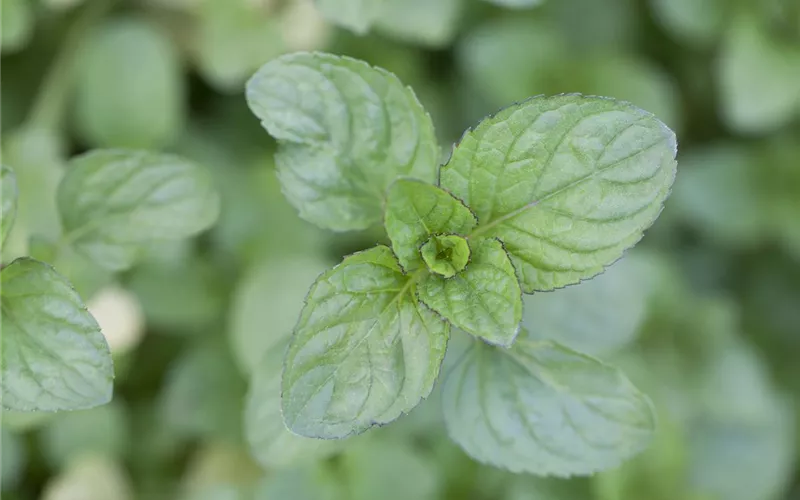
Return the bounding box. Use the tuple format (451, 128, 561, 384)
(181, 441, 262, 498)
(244, 339, 339, 469)
(314, 0, 384, 34)
(483, 0, 544, 8)
(671, 144, 765, 247)
(39, 401, 129, 468)
(648, 0, 729, 47)
(341, 438, 442, 500)
(1, 0, 34, 53)
(282, 246, 449, 438)
(1, 427, 26, 492)
(440, 94, 678, 293)
(522, 255, 650, 355)
(245, 52, 439, 232)
(2, 409, 54, 431)
(280, 0, 332, 52)
(41, 455, 134, 500)
(57, 150, 219, 271)
(718, 12, 800, 134)
(508, 474, 593, 500)
(86, 285, 145, 355)
(442, 335, 655, 476)
(1, 258, 114, 411)
(75, 17, 184, 148)
(160, 338, 247, 441)
(375, 0, 462, 48)
(193, 0, 284, 91)
(1, 165, 18, 249)
(229, 253, 330, 374)
(256, 464, 345, 500)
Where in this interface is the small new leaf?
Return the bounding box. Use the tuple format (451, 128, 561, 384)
(1, 165, 18, 249)
(384, 178, 477, 272)
(417, 238, 521, 346)
(282, 246, 449, 438)
(246, 52, 439, 231)
(442, 94, 677, 292)
(1, 258, 114, 411)
(442, 335, 655, 476)
(57, 150, 220, 271)
(245, 340, 339, 468)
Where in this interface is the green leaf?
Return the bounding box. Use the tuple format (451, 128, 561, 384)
(246, 52, 439, 231)
(649, 0, 728, 47)
(384, 178, 477, 272)
(341, 438, 442, 500)
(229, 254, 331, 375)
(40, 401, 129, 468)
(718, 12, 800, 134)
(417, 238, 521, 346)
(1, 165, 18, 249)
(1, 428, 26, 492)
(314, 0, 385, 34)
(442, 336, 655, 476)
(420, 234, 471, 278)
(522, 255, 649, 355)
(57, 150, 220, 271)
(0, 258, 113, 411)
(245, 340, 339, 469)
(375, 0, 463, 48)
(441, 94, 677, 293)
(282, 245, 449, 438)
(40, 456, 134, 500)
(483, 0, 545, 8)
(0, 0, 34, 54)
(75, 17, 184, 149)
(256, 464, 344, 500)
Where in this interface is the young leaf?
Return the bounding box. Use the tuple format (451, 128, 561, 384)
(75, 17, 184, 149)
(282, 245, 449, 438)
(314, 0, 385, 34)
(246, 52, 439, 231)
(57, 150, 220, 271)
(0, 258, 113, 411)
(384, 178, 477, 272)
(245, 340, 339, 469)
(417, 238, 522, 347)
(442, 336, 655, 476)
(441, 94, 677, 293)
(1, 165, 18, 249)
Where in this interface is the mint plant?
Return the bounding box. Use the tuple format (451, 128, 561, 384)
(245, 51, 677, 476)
(0, 151, 219, 412)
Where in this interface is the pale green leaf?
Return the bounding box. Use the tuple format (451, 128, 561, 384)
(41, 456, 134, 500)
(1, 165, 18, 249)
(718, 13, 800, 134)
(417, 238, 521, 346)
(1, 428, 26, 492)
(341, 438, 442, 500)
(246, 52, 439, 231)
(522, 255, 650, 355)
(375, 0, 462, 48)
(229, 254, 331, 375)
(0, 258, 113, 411)
(649, 0, 728, 46)
(256, 464, 344, 500)
(244, 340, 339, 469)
(282, 245, 449, 438)
(75, 17, 184, 149)
(483, 0, 545, 8)
(442, 336, 655, 476)
(314, 0, 384, 34)
(441, 94, 677, 292)
(384, 178, 477, 272)
(40, 401, 129, 468)
(0, 0, 34, 54)
(57, 150, 220, 271)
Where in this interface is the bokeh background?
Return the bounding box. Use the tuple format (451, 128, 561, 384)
(1, 0, 799, 499)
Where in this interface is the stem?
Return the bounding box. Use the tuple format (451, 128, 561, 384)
(26, 0, 114, 131)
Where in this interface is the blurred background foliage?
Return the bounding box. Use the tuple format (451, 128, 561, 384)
(1, 0, 799, 499)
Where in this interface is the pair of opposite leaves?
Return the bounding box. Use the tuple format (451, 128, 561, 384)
(0, 151, 218, 412)
(245, 51, 677, 476)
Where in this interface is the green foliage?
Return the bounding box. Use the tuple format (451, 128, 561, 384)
(1, 165, 18, 248)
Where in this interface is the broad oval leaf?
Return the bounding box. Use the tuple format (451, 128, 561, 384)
(57, 150, 220, 271)
(0, 258, 114, 411)
(522, 255, 650, 355)
(417, 238, 521, 346)
(75, 17, 184, 149)
(282, 245, 449, 438)
(246, 52, 439, 231)
(245, 340, 339, 468)
(384, 178, 477, 272)
(442, 336, 655, 476)
(1, 165, 18, 248)
(441, 94, 677, 292)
